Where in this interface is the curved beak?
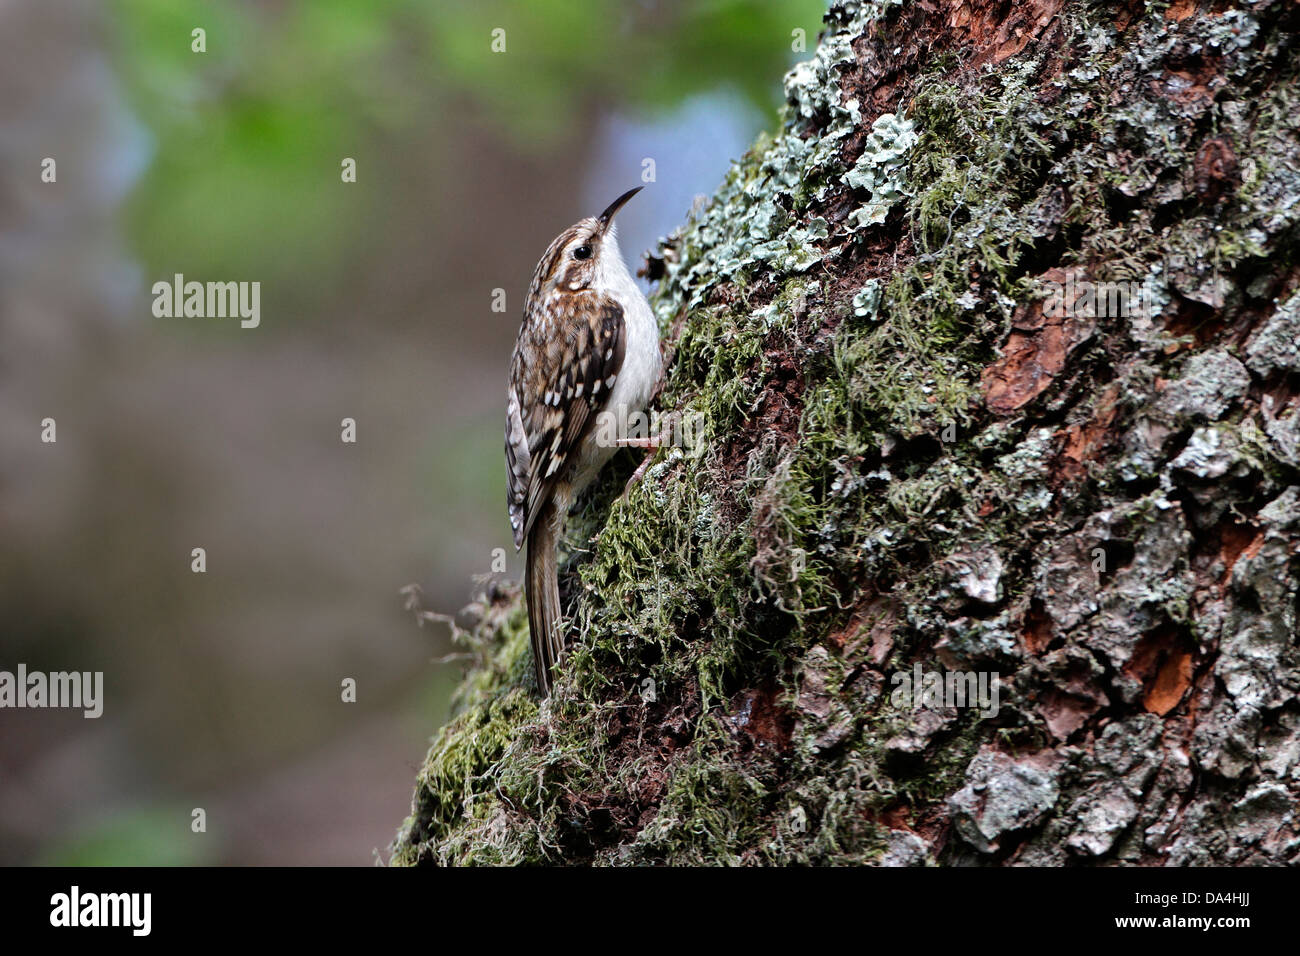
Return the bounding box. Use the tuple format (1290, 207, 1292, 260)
(597, 186, 642, 233)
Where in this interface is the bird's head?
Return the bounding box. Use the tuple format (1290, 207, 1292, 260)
(533, 186, 642, 296)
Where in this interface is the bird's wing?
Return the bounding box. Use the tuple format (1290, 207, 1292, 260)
(506, 291, 626, 549)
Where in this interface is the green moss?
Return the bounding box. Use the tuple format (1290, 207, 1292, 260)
(393, 685, 539, 865)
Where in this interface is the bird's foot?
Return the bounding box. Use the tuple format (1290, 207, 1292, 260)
(616, 433, 667, 501)
(612, 434, 663, 450)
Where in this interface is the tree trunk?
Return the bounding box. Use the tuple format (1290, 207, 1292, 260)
(392, 0, 1300, 866)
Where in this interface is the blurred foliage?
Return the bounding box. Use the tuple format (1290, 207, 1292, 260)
(431, 0, 829, 140)
(110, 0, 827, 315)
(38, 807, 212, 866)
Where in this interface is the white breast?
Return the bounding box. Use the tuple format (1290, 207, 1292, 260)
(567, 227, 661, 496)
(599, 229, 660, 431)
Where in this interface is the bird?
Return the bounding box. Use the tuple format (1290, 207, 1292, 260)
(505, 187, 662, 696)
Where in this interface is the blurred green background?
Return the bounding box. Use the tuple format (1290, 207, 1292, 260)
(0, 0, 826, 864)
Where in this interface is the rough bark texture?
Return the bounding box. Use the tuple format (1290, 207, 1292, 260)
(392, 0, 1300, 865)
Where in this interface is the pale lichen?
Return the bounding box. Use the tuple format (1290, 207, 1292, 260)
(844, 113, 918, 230)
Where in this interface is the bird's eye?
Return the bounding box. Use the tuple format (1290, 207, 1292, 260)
(572, 244, 592, 261)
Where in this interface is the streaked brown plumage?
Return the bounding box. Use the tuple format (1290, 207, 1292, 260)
(505, 187, 661, 695)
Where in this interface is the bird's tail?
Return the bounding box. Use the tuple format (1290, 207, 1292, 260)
(525, 500, 563, 696)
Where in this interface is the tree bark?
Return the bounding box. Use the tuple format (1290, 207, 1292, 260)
(392, 0, 1300, 866)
